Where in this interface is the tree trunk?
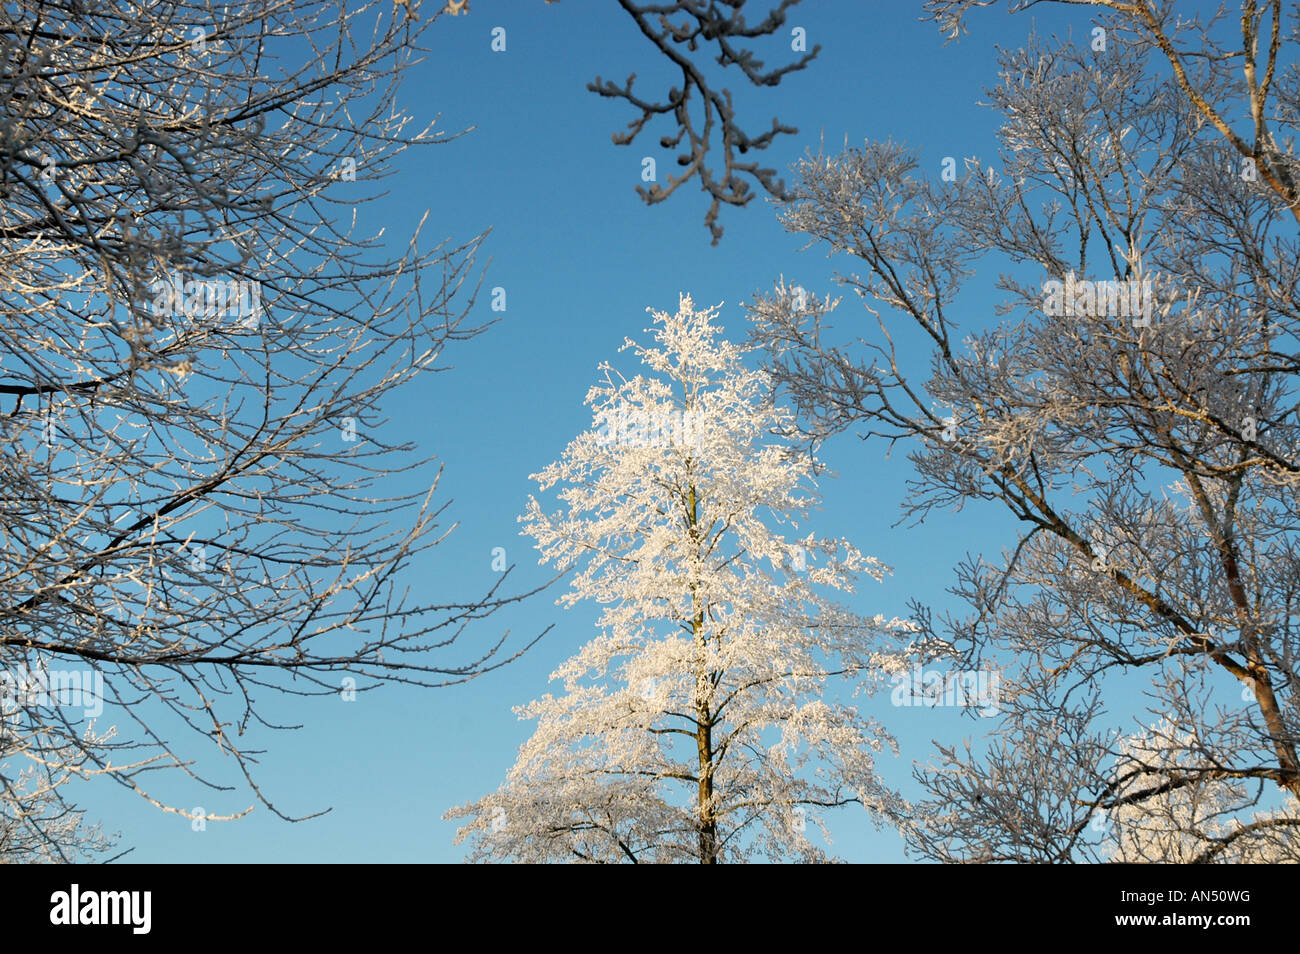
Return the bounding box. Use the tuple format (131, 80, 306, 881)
(688, 480, 718, 863)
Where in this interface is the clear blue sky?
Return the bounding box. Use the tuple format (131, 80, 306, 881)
(80, 0, 1148, 863)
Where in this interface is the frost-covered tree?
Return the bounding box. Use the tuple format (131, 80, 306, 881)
(0, 0, 555, 854)
(0, 761, 119, 864)
(447, 295, 914, 863)
(1101, 723, 1299, 863)
(925, 0, 1300, 231)
(748, 18, 1299, 861)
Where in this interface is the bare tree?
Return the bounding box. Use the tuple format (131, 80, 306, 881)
(747, 17, 1298, 861)
(0, 0, 560, 854)
(587, 0, 820, 244)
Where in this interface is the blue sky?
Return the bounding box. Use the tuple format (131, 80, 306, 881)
(78, 0, 1152, 863)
